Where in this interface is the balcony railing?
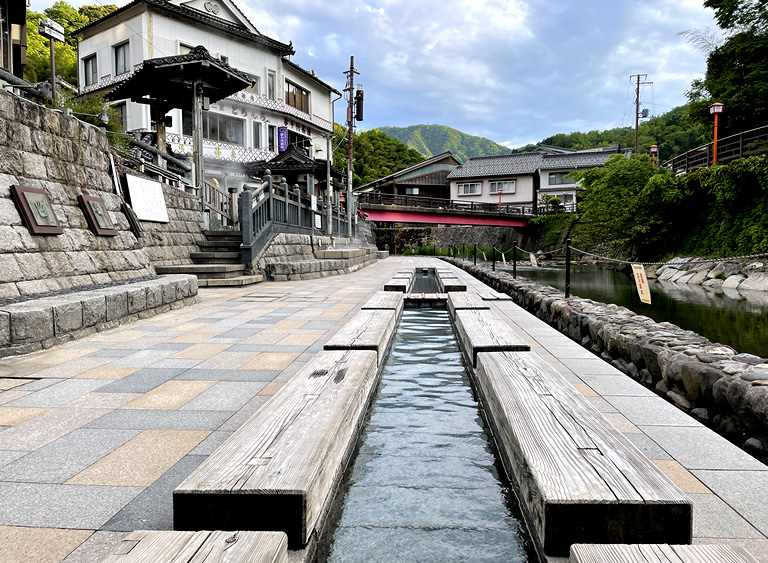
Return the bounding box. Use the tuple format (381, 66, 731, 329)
(228, 90, 333, 131)
(165, 133, 276, 163)
(664, 124, 768, 174)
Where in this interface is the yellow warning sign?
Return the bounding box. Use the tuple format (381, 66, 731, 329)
(632, 264, 651, 304)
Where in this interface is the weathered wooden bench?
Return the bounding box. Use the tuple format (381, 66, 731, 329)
(453, 308, 529, 366)
(447, 291, 490, 319)
(405, 293, 447, 307)
(361, 290, 404, 321)
(174, 350, 379, 549)
(570, 543, 758, 562)
(436, 271, 467, 292)
(324, 308, 397, 365)
(383, 278, 410, 292)
(476, 351, 692, 556)
(477, 289, 512, 301)
(102, 530, 287, 562)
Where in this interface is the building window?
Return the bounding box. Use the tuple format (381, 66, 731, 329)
(267, 71, 276, 99)
(83, 54, 97, 86)
(489, 180, 515, 194)
(253, 123, 261, 149)
(112, 102, 126, 127)
(181, 110, 244, 145)
(114, 42, 129, 75)
(405, 187, 419, 195)
(285, 81, 310, 113)
(268, 125, 276, 151)
(457, 183, 481, 196)
(563, 194, 574, 203)
(549, 172, 572, 185)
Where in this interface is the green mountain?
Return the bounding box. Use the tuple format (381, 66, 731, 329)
(378, 124, 513, 163)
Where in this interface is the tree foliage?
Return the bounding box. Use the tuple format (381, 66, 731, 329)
(333, 126, 425, 187)
(704, 0, 768, 33)
(378, 124, 512, 163)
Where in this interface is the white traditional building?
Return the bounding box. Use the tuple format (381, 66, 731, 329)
(73, 0, 340, 192)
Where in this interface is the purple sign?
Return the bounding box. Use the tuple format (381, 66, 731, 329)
(278, 126, 288, 152)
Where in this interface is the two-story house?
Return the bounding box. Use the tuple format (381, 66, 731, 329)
(72, 0, 340, 194)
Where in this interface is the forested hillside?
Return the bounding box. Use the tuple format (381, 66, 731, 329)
(378, 124, 513, 163)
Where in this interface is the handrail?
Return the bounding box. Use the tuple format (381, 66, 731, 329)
(356, 192, 577, 216)
(664, 124, 768, 174)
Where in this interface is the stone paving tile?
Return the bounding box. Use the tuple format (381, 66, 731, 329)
(176, 368, 279, 382)
(84, 409, 233, 431)
(584, 396, 618, 413)
(276, 332, 323, 346)
(74, 367, 137, 380)
(121, 381, 215, 410)
(218, 396, 270, 431)
(96, 368, 187, 394)
(625, 432, 673, 460)
(0, 428, 139, 483)
(192, 351, 257, 370)
(85, 349, 138, 358)
(61, 530, 126, 563)
(90, 330, 153, 342)
(0, 406, 49, 426)
(188, 430, 234, 456)
(7, 379, 109, 408)
(0, 407, 111, 451)
(168, 331, 223, 344)
(579, 375, 655, 397)
(15, 378, 62, 391)
(102, 454, 207, 532)
(241, 331, 290, 345)
(0, 450, 27, 468)
(180, 381, 265, 411)
(258, 381, 285, 396)
(106, 349, 179, 368)
(0, 526, 92, 563)
(146, 358, 204, 370)
(688, 492, 765, 539)
(693, 470, 768, 536)
(19, 357, 115, 379)
(148, 342, 196, 351)
(68, 392, 140, 410)
(67, 429, 209, 487)
(171, 343, 232, 360)
(17, 347, 98, 367)
(0, 378, 28, 391)
(571, 383, 597, 397)
(274, 361, 309, 383)
(641, 426, 767, 470)
(602, 412, 642, 433)
(606, 396, 700, 427)
(0, 482, 141, 528)
(241, 352, 300, 370)
(0, 389, 32, 406)
(558, 357, 623, 376)
(651, 460, 711, 494)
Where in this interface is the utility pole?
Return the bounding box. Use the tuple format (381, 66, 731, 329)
(631, 74, 652, 153)
(343, 56, 361, 238)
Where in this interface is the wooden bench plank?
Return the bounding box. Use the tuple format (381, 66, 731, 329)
(477, 289, 512, 301)
(570, 543, 759, 563)
(476, 351, 692, 556)
(323, 309, 396, 364)
(453, 309, 529, 366)
(383, 278, 410, 292)
(447, 292, 490, 319)
(435, 271, 466, 292)
(102, 530, 288, 562)
(174, 350, 379, 548)
(361, 291, 404, 320)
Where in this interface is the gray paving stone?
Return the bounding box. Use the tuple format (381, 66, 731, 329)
(97, 368, 187, 393)
(174, 369, 279, 382)
(301, 320, 341, 330)
(559, 357, 623, 376)
(216, 328, 265, 339)
(102, 455, 206, 531)
(580, 375, 655, 397)
(0, 428, 138, 483)
(688, 493, 765, 539)
(225, 343, 310, 354)
(693, 470, 768, 536)
(218, 396, 270, 431)
(625, 432, 673, 460)
(275, 361, 309, 383)
(147, 342, 194, 351)
(640, 426, 766, 470)
(0, 449, 27, 467)
(106, 349, 178, 368)
(84, 409, 234, 431)
(147, 358, 203, 369)
(584, 396, 618, 413)
(7, 379, 108, 407)
(16, 378, 63, 391)
(0, 407, 111, 451)
(85, 349, 137, 358)
(606, 396, 700, 427)
(0, 481, 141, 528)
(61, 531, 127, 563)
(180, 381, 265, 411)
(188, 431, 234, 456)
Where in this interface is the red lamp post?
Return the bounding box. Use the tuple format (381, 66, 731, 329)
(709, 102, 724, 165)
(649, 144, 658, 166)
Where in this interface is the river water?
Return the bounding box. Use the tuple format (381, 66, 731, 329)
(325, 308, 535, 562)
(501, 263, 768, 358)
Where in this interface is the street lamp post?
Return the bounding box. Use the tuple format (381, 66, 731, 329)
(649, 144, 658, 167)
(709, 102, 724, 165)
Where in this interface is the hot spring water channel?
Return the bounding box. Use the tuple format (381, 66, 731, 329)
(321, 306, 535, 562)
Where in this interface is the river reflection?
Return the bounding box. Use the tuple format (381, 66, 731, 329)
(497, 263, 768, 358)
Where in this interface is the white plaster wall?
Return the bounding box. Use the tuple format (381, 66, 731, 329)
(449, 176, 534, 206)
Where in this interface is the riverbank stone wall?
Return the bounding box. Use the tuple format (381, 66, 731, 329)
(653, 257, 768, 291)
(444, 258, 768, 462)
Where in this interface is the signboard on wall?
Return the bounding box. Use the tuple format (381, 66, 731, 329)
(632, 264, 652, 304)
(125, 175, 169, 223)
(311, 195, 317, 211)
(278, 127, 288, 152)
(315, 213, 322, 229)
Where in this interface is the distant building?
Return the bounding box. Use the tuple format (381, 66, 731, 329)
(73, 0, 340, 194)
(355, 152, 461, 199)
(0, 0, 26, 78)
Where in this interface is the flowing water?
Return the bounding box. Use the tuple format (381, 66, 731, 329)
(324, 308, 535, 562)
(506, 264, 768, 357)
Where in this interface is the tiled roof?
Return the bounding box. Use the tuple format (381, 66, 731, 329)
(447, 153, 544, 179)
(539, 151, 619, 170)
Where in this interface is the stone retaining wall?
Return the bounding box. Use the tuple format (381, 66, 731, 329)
(445, 258, 768, 462)
(653, 257, 768, 292)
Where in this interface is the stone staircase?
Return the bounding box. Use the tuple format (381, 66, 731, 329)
(155, 230, 264, 287)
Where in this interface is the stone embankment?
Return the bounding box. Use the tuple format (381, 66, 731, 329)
(444, 258, 768, 462)
(651, 257, 768, 291)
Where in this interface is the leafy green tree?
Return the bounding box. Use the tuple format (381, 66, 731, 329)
(704, 0, 768, 33)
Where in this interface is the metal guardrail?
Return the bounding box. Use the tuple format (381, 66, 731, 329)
(356, 192, 578, 216)
(664, 124, 768, 174)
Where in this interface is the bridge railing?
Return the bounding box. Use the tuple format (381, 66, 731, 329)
(664, 124, 768, 174)
(357, 192, 577, 216)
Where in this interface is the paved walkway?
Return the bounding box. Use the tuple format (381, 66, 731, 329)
(0, 257, 766, 562)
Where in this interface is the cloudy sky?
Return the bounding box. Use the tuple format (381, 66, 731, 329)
(31, 0, 719, 148)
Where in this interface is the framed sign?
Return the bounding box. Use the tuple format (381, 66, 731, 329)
(314, 213, 322, 229)
(121, 202, 143, 238)
(79, 194, 117, 236)
(278, 126, 288, 152)
(124, 174, 169, 222)
(10, 184, 63, 235)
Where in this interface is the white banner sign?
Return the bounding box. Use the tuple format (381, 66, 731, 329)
(314, 213, 322, 229)
(311, 195, 318, 211)
(632, 264, 652, 304)
(125, 175, 169, 223)
(530, 253, 538, 267)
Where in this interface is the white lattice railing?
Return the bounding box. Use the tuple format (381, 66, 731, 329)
(80, 63, 144, 94)
(228, 91, 333, 131)
(165, 133, 276, 163)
